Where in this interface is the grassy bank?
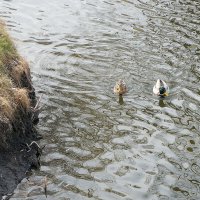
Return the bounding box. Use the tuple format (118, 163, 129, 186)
(0, 21, 40, 198)
(0, 21, 35, 148)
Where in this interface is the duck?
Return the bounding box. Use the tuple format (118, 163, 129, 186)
(113, 79, 127, 95)
(153, 79, 169, 97)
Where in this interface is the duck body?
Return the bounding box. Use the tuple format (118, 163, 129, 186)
(114, 79, 127, 95)
(153, 79, 169, 97)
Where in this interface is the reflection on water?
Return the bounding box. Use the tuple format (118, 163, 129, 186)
(158, 99, 167, 108)
(1, 0, 200, 199)
(118, 95, 124, 105)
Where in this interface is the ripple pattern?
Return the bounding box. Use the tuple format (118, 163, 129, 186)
(1, 0, 200, 199)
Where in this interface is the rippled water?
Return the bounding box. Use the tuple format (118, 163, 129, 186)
(1, 0, 200, 199)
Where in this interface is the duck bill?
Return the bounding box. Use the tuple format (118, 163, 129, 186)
(159, 92, 168, 97)
(163, 92, 169, 96)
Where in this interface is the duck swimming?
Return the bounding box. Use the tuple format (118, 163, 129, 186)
(153, 79, 169, 97)
(113, 79, 127, 95)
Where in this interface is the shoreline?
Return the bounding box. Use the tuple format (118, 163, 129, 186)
(0, 21, 41, 198)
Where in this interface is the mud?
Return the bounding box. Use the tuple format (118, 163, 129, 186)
(0, 144, 40, 199)
(0, 104, 41, 199)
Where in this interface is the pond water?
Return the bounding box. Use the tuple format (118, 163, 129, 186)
(1, 0, 200, 199)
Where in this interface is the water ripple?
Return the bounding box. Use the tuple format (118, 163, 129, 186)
(1, 0, 200, 199)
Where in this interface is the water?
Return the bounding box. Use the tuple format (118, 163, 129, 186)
(1, 0, 200, 199)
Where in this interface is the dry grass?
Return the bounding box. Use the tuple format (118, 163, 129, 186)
(0, 97, 15, 119)
(19, 59, 30, 76)
(0, 22, 31, 120)
(10, 59, 31, 86)
(13, 88, 30, 110)
(11, 64, 25, 86)
(0, 75, 13, 93)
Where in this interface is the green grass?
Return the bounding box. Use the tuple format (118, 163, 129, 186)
(0, 32, 17, 57)
(0, 22, 18, 74)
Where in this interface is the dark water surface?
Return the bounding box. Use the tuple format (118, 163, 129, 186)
(1, 0, 200, 199)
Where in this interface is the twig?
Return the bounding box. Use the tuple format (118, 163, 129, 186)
(31, 94, 43, 123)
(34, 94, 43, 110)
(26, 141, 41, 152)
(43, 175, 48, 198)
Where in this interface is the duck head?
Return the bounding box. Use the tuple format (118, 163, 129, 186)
(153, 79, 169, 97)
(159, 86, 167, 96)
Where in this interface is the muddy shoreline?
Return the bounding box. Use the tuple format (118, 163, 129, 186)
(0, 144, 40, 199)
(0, 22, 41, 199)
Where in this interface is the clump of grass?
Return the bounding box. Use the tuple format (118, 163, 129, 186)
(0, 74, 13, 92)
(0, 97, 15, 119)
(11, 64, 25, 86)
(11, 59, 31, 86)
(13, 88, 30, 110)
(0, 75, 15, 119)
(0, 21, 18, 73)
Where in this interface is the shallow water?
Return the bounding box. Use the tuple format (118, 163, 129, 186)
(1, 0, 200, 199)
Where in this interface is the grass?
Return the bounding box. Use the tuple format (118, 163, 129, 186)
(0, 22, 18, 73)
(13, 88, 30, 110)
(0, 21, 30, 120)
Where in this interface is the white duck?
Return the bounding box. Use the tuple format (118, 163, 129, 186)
(153, 79, 169, 97)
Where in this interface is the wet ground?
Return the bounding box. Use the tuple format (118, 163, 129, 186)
(1, 0, 200, 199)
(0, 148, 39, 199)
